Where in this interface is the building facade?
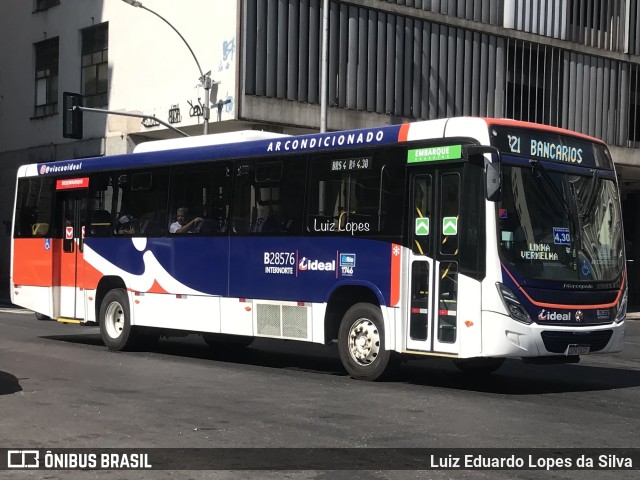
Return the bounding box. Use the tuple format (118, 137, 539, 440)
(2, 0, 640, 302)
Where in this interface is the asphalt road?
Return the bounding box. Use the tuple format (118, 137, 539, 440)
(0, 308, 638, 480)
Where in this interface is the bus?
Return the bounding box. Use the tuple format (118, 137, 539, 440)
(10, 117, 627, 380)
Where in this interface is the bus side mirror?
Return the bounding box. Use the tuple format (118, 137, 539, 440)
(485, 160, 502, 202)
(463, 145, 502, 202)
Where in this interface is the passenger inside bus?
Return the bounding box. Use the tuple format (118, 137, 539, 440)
(117, 214, 136, 235)
(169, 207, 203, 234)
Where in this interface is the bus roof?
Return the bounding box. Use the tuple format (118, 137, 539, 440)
(483, 117, 606, 145)
(133, 130, 290, 153)
(20, 117, 611, 178)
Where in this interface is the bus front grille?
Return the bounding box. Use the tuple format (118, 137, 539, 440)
(540, 330, 613, 354)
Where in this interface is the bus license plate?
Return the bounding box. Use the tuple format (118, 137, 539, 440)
(566, 344, 590, 355)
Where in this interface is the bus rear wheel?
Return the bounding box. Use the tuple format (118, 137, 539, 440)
(453, 357, 505, 375)
(99, 288, 149, 351)
(338, 303, 391, 381)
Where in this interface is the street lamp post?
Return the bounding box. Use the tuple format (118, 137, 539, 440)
(122, 0, 212, 135)
(320, 0, 329, 133)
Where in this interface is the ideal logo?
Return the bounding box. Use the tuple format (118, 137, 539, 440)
(537, 309, 571, 321)
(298, 257, 336, 272)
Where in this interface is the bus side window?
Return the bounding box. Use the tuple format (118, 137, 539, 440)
(412, 175, 432, 255)
(14, 177, 55, 238)
(116, 168, 170, 236)
(232, 159, 304, 235)
(87, 172, 116, 237)
(306, 152, 403, 238)
(169, 162, 232, 235)
(440, 173, 460, 256)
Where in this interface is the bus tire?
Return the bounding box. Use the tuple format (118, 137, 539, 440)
(35, 312, 51, 321)
(202, 333, 253, 349)
(99, 288, 139, 351)
(453, 357, 505, 375)
(338, 303, 391, 381)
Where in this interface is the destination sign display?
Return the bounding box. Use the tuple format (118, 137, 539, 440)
(56, 177, 89, 190)
(490, 126, 613, 169)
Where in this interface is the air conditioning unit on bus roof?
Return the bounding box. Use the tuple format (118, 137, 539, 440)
(133, 130, 290, 153)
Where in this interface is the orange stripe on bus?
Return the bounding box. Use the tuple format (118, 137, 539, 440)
(398, 123, 410, 142)
(390, 244, 401, 306)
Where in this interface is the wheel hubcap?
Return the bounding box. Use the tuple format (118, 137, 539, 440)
(348, 319, 380, 365)
(104, 301, 125, 339)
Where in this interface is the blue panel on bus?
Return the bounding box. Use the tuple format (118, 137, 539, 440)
(85, 236, 394, 304)
(228, 237, 393, 304)
(85, 237, 230, 295)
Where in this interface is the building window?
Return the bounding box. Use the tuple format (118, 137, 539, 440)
(33, 0, 60, 12)
(82, 23, 109, 108)
(628, 65, 640, 148)
(34, 37, 59, 118)
(505, 39, 562, 127)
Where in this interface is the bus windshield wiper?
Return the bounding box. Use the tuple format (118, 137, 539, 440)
(530, 160, 571, 216)
(578, 169, 600, 220)
(568, 181, 583, 250)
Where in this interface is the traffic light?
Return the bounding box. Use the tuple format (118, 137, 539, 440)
(63, 92, 83, 139)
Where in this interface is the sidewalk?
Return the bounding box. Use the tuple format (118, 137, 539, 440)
(625, 310, 640, 320)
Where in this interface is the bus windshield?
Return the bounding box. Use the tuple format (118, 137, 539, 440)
(498, 163, 624, 283)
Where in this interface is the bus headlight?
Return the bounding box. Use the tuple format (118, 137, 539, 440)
(615, 288, 628, 324)
(496, 283, 532, 324)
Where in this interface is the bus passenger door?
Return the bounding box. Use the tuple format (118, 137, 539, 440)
(54, 188, 88, 320)
(406, 167, 462, 355)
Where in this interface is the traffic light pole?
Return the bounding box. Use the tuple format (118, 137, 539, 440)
(76, 106, 189, 137)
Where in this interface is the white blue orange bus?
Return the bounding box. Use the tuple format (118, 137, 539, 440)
(10, 117, 626, 380)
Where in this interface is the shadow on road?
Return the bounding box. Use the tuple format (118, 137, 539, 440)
(0, 370, 23, 395)
(396, 358, 640, 394)
(42, 333, 640, 395)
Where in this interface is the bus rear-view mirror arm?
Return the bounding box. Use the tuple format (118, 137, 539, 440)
(463, 145, 502, 203)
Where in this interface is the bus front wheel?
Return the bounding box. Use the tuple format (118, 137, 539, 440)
(99, 288, 141, 351)
(338, 303, 391, 381)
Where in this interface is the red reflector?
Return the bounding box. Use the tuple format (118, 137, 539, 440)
(297, 302, 305, 307)
(439, 309, 448, 316)
(411, 308, 420, 314)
